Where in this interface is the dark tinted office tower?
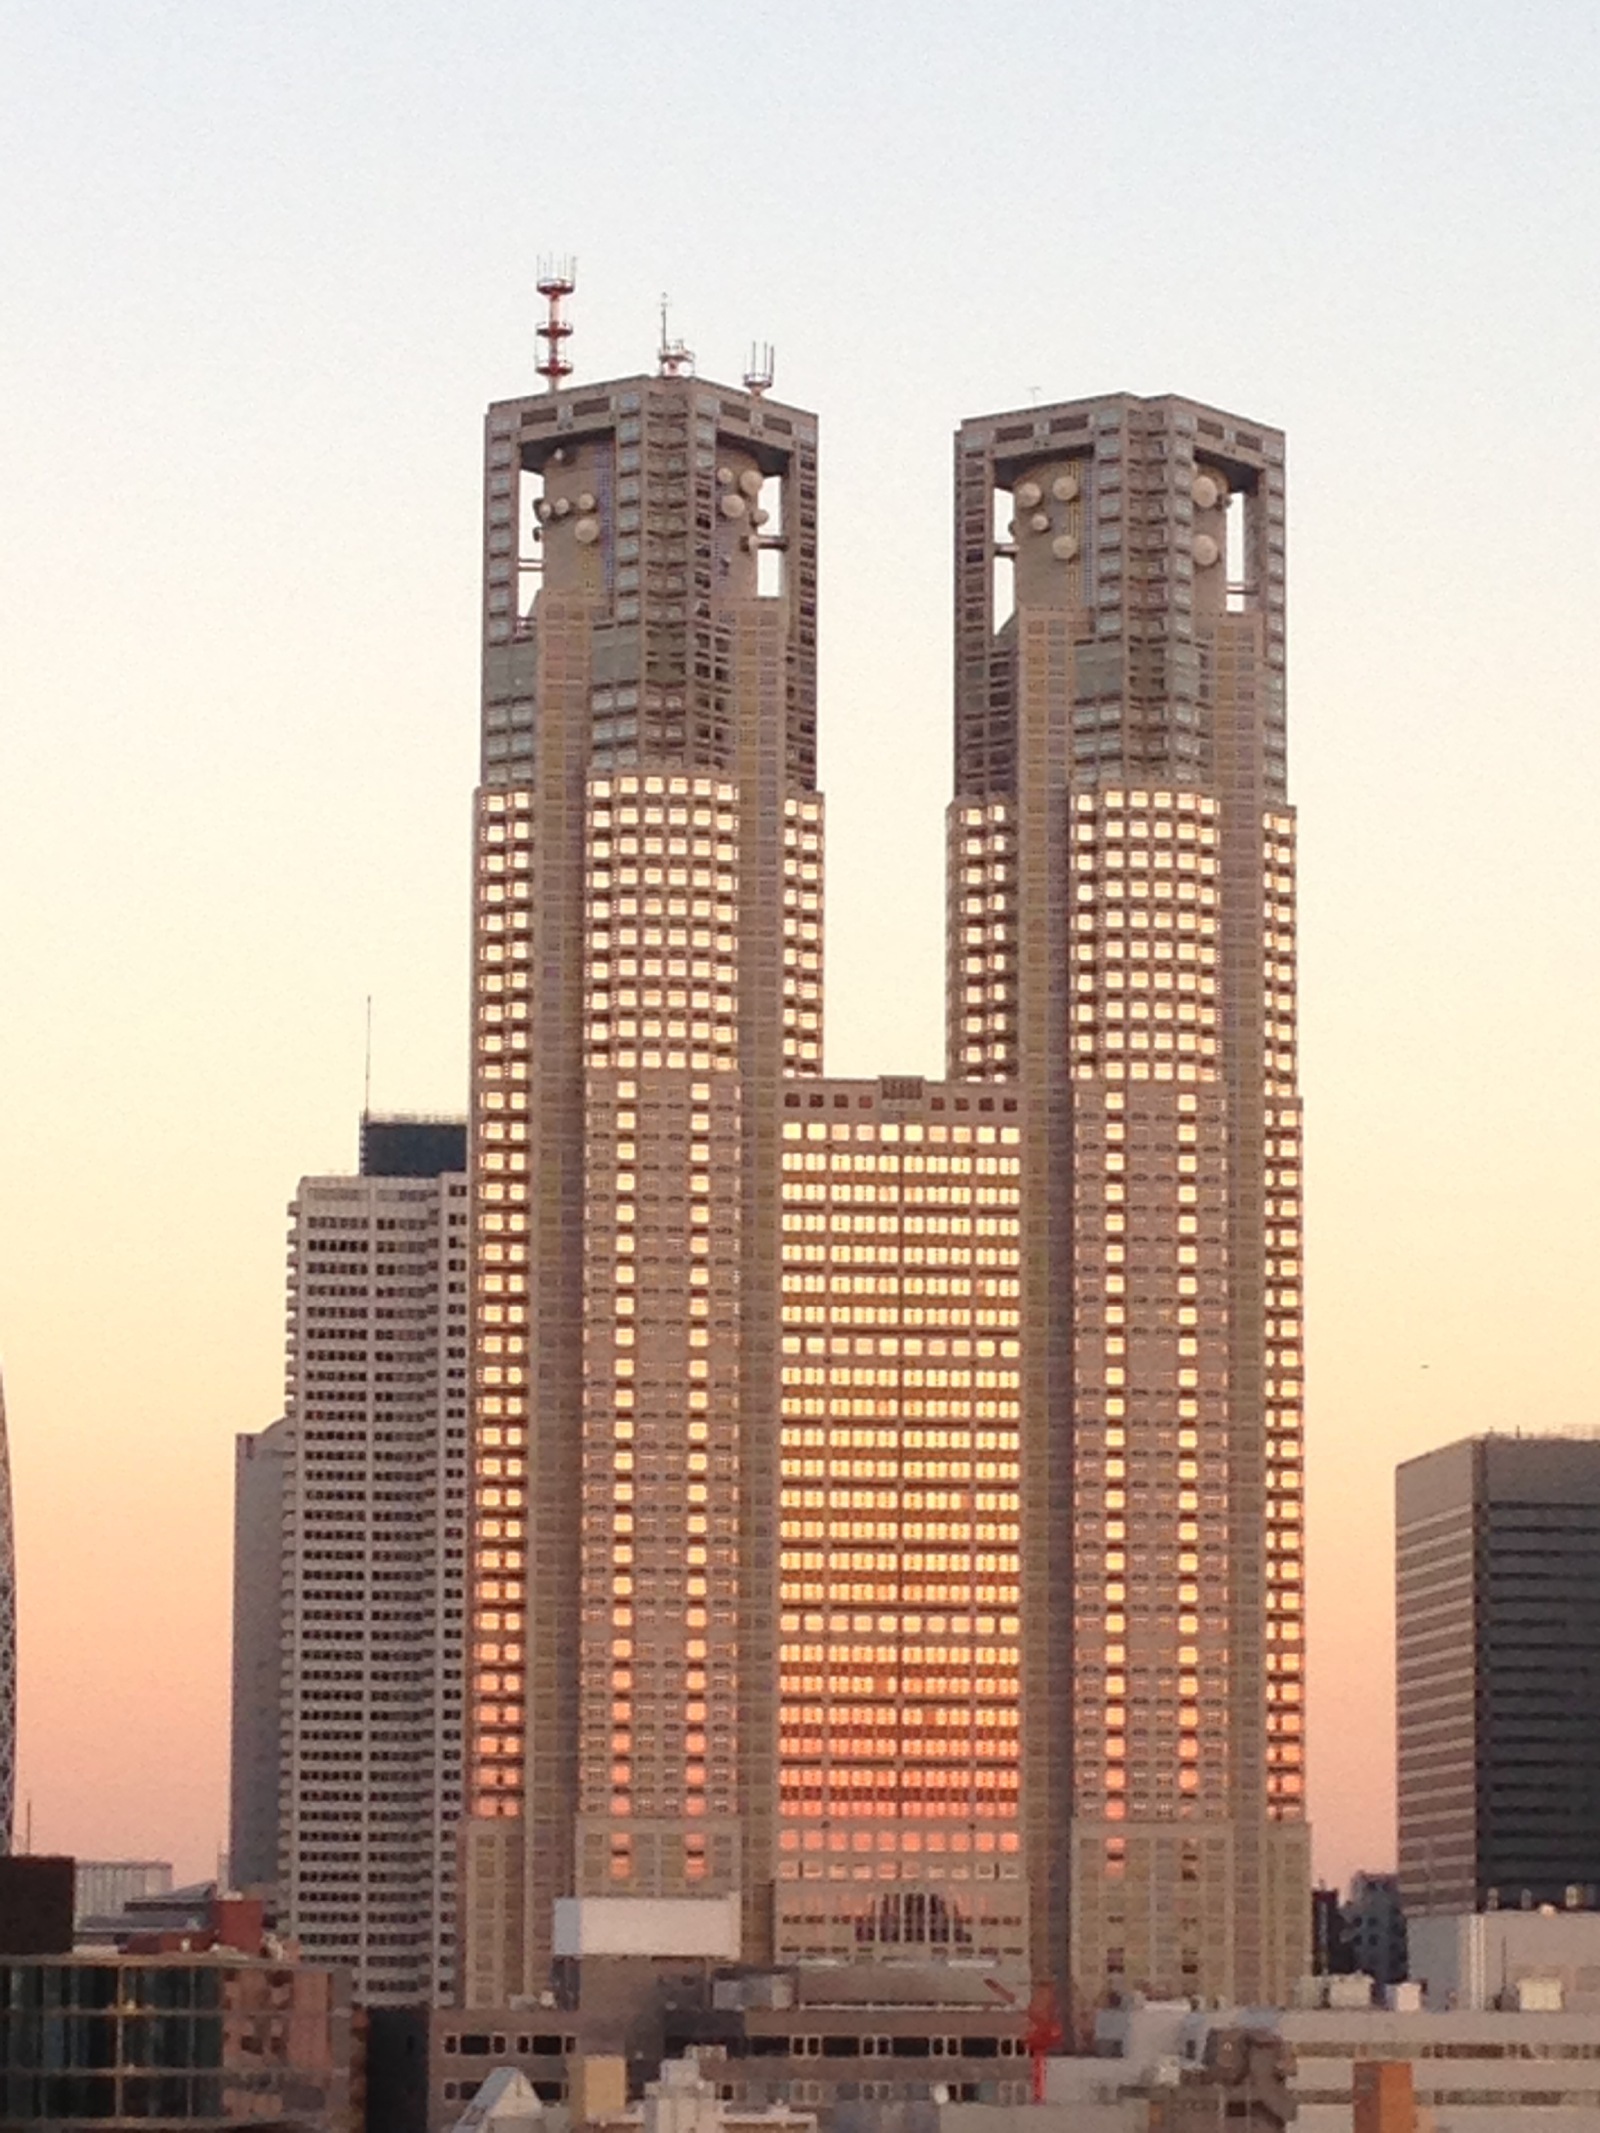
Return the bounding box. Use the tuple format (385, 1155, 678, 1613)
(1398, 1435, 1600, 1915)
(950, 397, 1307, 2012)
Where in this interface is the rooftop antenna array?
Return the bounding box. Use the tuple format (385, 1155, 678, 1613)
(536, 256, 577, 391)
(657, 294, 695, 378)
(743, 342, 775, 398)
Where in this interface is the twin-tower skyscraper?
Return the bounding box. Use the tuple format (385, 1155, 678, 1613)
(457, 345, 1308, 2025)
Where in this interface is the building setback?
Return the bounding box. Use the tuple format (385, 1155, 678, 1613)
(1397, 1433, 1600, 1915)
(235, 1115, 470, 2004)
(458, 352, 1308, 2021)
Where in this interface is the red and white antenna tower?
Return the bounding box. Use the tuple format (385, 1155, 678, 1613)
(536, 256, 576, 391)
(743, 342, 775, 398)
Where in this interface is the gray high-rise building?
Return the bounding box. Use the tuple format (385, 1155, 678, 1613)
(458, 339, 1307, 2021)
(231, 1116, 469, 2004)
(1398, 1435, 1600, 1915)
(229, 1420, 286, 1892)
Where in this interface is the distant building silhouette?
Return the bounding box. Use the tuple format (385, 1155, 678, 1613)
(229, 1422, 286, 1893)
(1343, 1871, 1408, 1987)
(1311, 1884, 1352, 1974)
(0, 1368, 16, 1853)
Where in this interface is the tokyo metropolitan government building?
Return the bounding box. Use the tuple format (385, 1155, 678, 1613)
(457, 331, 1308, 2030)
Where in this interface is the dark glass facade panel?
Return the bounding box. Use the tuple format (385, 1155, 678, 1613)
(360, 1115, 468, 1179)
(0, 1958, 341, 2126)
(1399, 1437, 1600, 1915)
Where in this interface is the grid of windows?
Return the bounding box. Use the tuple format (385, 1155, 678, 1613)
(1067, 787, 1222, 1078)
(951, 801, 1015, 1080)
(280, 1170, 468, 2003)
(469, 789, 533, 1817)
(775, 1098, 1025, 1965)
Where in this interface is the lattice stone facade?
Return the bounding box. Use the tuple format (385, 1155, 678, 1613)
(951, 394, 1307, 2013)
(459, 372, 1308, 2020)
(462, 376, 821, 2004)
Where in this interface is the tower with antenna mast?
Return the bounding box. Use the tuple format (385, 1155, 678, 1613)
(464, 266, 822, 2001)
(656, 294, 695, 378)
(743, 342, 775, 398)
(535, 257, 576, 390)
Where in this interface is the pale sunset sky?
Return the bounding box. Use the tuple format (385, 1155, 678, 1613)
(2, 0, 1598, 1889)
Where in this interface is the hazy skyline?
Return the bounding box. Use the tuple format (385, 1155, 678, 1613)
(3, 0, 1598, 1891)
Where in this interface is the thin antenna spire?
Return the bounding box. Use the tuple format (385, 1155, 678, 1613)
(536, 256, 576, 391)
(657, 293, 694, 378)
(363, 996, 373, 1120)
(744, 342, 775, 398)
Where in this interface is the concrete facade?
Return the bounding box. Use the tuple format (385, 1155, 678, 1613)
(230, 1420, 287, 1894)
(1409, 1907, 1600, 2013)
(1051, 1995, 1600, 2133)
(950, 396, 1305, 2013)
(265, 1117, 469, 2003)
(72, 1860, 174, 1925)
(462, 371, 821, 2003)
(457, 363, 1306, 2027)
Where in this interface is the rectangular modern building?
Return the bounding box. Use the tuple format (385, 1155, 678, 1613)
(0, 1949, 352, 2129)
(1397, 1434, 1600, 1914)
(232, 1115, 470, 2004)
(458, 351, 1307, 2022)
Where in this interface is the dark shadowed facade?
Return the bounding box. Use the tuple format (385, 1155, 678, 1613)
(1398, 1434, 1600, 1914)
